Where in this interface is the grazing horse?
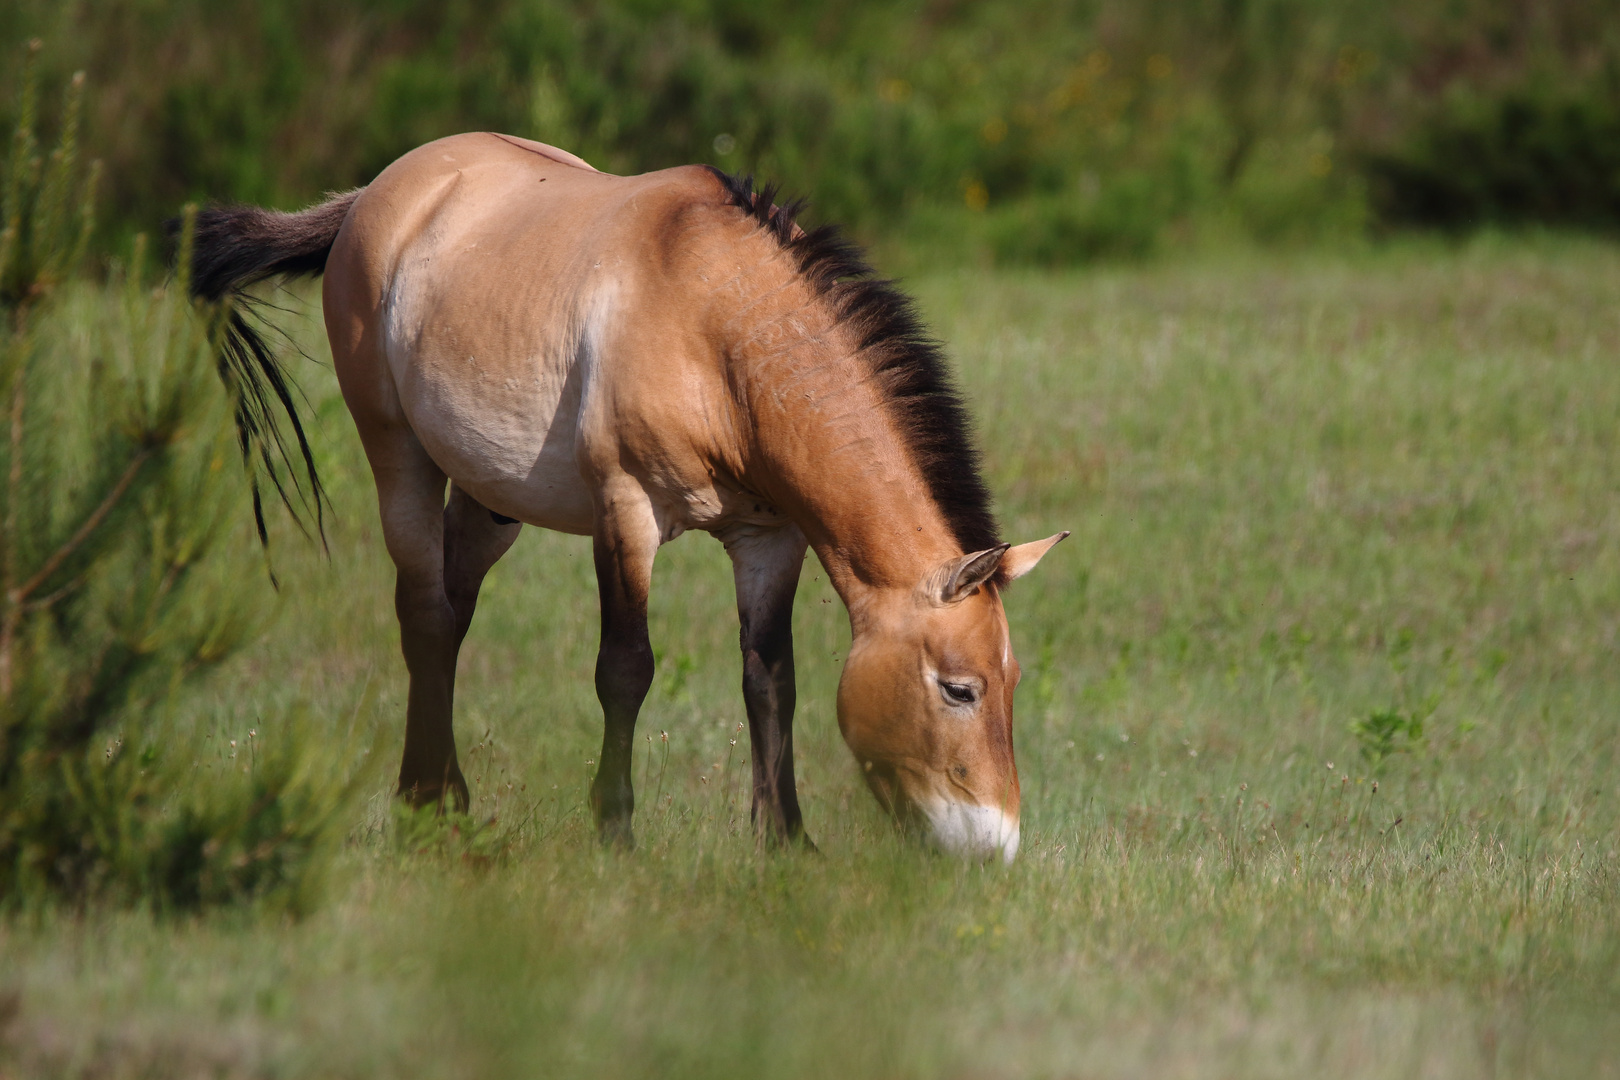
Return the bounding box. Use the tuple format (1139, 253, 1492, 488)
(187, 133, 1065, 862)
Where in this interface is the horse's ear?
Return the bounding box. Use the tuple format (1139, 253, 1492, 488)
(1001, 531, 1069, 582)
(938, 544, 1011, 603)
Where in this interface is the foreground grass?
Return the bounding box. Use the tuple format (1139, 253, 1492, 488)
(3, 238, 1618, 1078)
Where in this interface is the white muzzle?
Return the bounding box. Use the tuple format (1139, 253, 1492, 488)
(923, 801, 1021, 864)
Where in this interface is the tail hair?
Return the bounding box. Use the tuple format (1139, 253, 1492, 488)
(174, 190, 362, 550)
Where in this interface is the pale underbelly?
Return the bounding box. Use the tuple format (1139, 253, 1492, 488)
(395, 357, 597, 536)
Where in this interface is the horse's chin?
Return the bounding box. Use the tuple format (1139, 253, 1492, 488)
(918, 799, 1021, 864)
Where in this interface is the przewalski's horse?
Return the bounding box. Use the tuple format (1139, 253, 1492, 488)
(187, 133, 1065, 862)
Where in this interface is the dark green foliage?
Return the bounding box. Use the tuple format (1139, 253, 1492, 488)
(0, 54, 354, 912)
(5, 717, 354, 913)
(987, 174, 1177, 264)
(147, 717, 357, 913)
(1368, 80, 1620, 230)
(5, 0, 1616, 263)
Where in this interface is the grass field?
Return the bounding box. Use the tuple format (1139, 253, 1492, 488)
(3, 239, 1618, 1078)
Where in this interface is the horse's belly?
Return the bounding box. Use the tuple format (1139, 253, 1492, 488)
(393, 341, 596, 536)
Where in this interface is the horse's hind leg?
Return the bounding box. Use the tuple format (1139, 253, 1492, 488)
(725, 524, 812, 847)
(443, 483, 522, 647)
(367, 435, 470, 811)
(587, 480, 660, 847)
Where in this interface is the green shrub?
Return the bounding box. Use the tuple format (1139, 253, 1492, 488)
(1366, 78, 1620, 230)
(987, 174, 1172, 265)
(0, 50, 357, 913)
(1350, 706, 1430, 772)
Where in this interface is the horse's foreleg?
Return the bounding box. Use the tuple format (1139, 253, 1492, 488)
(372, 443, 468, 811)
(588, 486, 660, 847)
(443, 484, 522, 647)
(727, 524, 812, 847)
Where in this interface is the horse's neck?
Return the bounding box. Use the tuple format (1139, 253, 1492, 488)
(723, 289, 959, 613)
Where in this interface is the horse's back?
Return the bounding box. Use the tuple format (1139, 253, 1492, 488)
(323, 133, 727, 534)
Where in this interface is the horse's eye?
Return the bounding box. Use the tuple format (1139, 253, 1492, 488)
(940, 680, 977, 706)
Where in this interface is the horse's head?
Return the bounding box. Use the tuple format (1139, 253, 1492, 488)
(837, 532, 1067, 863)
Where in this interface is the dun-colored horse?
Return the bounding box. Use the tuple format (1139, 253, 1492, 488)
(188, 133, 1064, 861)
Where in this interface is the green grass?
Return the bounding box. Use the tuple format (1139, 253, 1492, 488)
(3, 238, 1619, 1078)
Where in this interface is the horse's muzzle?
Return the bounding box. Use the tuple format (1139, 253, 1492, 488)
(919, 799, 1021, 864)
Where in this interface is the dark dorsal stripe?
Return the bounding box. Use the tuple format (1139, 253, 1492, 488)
(705, 168, 1003, 563)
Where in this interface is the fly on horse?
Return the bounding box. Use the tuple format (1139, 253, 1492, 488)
(186, 133, 1065, 862)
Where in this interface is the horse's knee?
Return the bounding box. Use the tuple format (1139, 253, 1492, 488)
(594, 636, 654, 715)
(394, 575, 455, 652)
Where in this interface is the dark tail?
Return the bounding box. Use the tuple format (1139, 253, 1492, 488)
(177, 190, 362, 548)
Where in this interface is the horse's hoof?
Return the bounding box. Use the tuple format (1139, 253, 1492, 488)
(397, 776, 470, 815)
(596, 817, 636, 850)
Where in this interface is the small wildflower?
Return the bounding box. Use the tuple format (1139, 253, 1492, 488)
(699, 776, 709, 784)
(660, 731, 669, 743)
(1326, 761, 1335, 770)
(1240, 783, 1248, 791)
(1119, 733, 1129, 743)
(1372, 780, 1379, 793)
(1188, 749, 1197, 758)
(1095, 753, 1105, 762)
(229, 740, 236, 748)
(248, 729, 256, 738)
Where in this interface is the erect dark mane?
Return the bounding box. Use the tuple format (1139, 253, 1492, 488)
(705, 167, 1002, 563)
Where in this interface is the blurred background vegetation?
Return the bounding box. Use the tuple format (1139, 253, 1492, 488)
(4, 0, 1620, 264)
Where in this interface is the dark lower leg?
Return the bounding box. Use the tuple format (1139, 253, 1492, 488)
(396, 577, 467, 810)
(589, 531, 655, 847)
(742, 623, 807, 844)
(728, 527, 810, 848)
(591, 633, 652, 845)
